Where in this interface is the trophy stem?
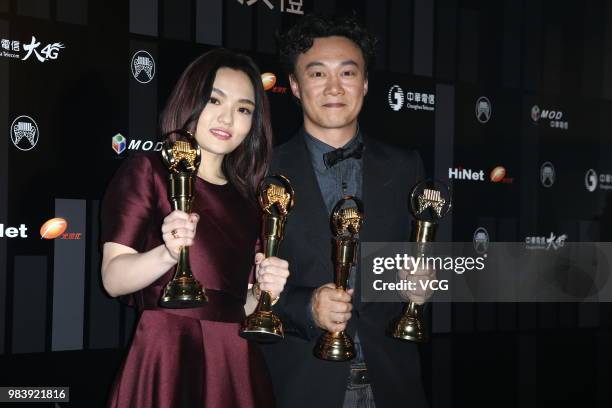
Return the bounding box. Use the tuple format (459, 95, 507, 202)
(240, 214, 285, 343)
(334, 237, 356, 290)
(168, 172, 194, 212)
(160, 171, 207, 309)
(264, 236, 280, 258)
(389, 219, 436, 341)
(314, 236, 357, 361)
(176, 246, 190, 277)
(256, 290, 273, 310)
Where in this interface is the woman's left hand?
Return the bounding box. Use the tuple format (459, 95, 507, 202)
(254, 253, 290, 300)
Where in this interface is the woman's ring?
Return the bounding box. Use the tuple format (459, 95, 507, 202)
(171, 229, 178, 239)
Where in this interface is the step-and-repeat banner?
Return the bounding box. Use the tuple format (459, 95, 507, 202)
(1, 1, 612, 403)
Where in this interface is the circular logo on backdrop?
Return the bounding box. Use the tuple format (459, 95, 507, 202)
(475, 96, 491, 123)
(490, 166, 506, 183)
(540, 162, 555, 188)
(473, 227, 489, 255)
(531, 105, 541, 122)
(131, 50, 156, 84)
(10, 115, 39, 151)
(585, 169, 598, 192)
(261, 72, 276, 91)
(388, 85, 404, 111)
(40, 218, 68, 239)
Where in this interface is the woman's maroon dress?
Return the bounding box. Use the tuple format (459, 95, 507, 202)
(101, 154, 274, 408)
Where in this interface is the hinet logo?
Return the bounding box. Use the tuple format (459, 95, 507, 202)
(448, 167, 485, 181)
(0, 224, 28, 238)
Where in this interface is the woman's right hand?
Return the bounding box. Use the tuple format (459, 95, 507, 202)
(161, 210, 199, 261)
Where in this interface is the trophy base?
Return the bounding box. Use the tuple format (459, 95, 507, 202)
(159, 278, 207, 309)
(239, 311, 284, 343)
(313, 331, 355, 361)
(388, 314, 427, 342)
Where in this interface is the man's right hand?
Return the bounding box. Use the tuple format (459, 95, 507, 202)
(311, 283, 354, 332)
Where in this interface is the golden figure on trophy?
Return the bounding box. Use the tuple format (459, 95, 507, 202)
(159, 130, 207, 308)
(314, 196, 364, 361)
(388, 179, 452, 341)
(240, 175, 295, 343)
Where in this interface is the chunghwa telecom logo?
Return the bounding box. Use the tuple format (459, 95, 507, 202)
(236, 0, 304, 15)
(525, 232, 567, 251)
(387, 85, 434, 112)
(388, 85, 404, 111)
(585, 169, 598, 192)
(585, 169, 612, 192)
(10, 115, 39, 151)
(131, 50, 155, 84)
(0, 35, 65, 62)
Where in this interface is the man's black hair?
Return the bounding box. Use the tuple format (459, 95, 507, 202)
(277, 13, 377, 76)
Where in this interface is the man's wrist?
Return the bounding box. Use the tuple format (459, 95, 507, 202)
(308, 288, 319, 329)
(252, 283, 280, 306)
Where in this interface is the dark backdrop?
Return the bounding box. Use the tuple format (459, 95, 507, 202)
(1, 0, 611, 407)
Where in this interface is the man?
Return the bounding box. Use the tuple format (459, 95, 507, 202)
(261, 14, 431, 408)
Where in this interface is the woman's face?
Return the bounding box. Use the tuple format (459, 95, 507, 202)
(194, 67, 256, 158)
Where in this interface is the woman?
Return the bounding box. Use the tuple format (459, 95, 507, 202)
(101, 49, 289, 408)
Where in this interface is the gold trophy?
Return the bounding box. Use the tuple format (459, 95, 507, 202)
(240, 175, 295, 343)
(159, 130, 207, 308)
(388, 179, 451, 341)
(314, 196, 364, 361)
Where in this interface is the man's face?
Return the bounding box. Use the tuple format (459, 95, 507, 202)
(289, 36, 368, 134)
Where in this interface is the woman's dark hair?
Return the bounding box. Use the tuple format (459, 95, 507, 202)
(160, 48, 272, 201)
(277, 13, 377, 76)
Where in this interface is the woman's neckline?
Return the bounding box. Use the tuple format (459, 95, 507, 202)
(196, 175, 229, 187)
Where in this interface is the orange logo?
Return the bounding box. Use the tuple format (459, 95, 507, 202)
(490, 166, 506, 183)
(40, 218, 68, 239)
(261, 72, 277, 91)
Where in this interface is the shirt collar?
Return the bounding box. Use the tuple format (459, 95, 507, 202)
(303, 126, 362, 172)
